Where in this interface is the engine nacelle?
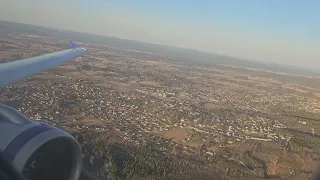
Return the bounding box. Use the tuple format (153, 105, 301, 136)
(0, 104, 82, 180)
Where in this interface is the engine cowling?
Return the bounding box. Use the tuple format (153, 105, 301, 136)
(0, 103, 82, 180)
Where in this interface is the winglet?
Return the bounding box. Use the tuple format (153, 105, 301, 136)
(70, 41, 79, 49)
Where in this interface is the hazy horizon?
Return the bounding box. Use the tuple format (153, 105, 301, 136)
(1, 0, 319, 69)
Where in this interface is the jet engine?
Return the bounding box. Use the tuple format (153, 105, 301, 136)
(0, 103, 83, 180)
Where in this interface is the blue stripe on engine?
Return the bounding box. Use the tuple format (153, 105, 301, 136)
(3, 124, 53, 162)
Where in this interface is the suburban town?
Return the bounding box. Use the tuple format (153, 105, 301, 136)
(1, 26, 320, 179)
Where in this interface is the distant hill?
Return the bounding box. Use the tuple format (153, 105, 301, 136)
(1, 20, 319, 77)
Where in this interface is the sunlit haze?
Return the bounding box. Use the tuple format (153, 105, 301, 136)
(1, 0, 319, 68)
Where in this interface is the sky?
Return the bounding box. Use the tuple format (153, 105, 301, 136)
(1, 0, 319, 68)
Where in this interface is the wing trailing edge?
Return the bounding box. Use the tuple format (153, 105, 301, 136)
(0, 43, 87, 87)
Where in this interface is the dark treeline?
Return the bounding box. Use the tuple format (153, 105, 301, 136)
(69, 130, 261, 180)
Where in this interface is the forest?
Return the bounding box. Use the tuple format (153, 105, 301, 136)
(69, 129, 275, 180)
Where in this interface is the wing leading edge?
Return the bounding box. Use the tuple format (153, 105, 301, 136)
(0, 42, 87, 87)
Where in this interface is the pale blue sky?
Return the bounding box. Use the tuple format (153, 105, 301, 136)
(1, 0, 319, 68)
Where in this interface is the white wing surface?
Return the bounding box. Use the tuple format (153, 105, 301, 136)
(0, 42, 87, 87)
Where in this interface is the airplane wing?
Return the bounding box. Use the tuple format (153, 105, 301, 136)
(0, 42, 87, 87)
